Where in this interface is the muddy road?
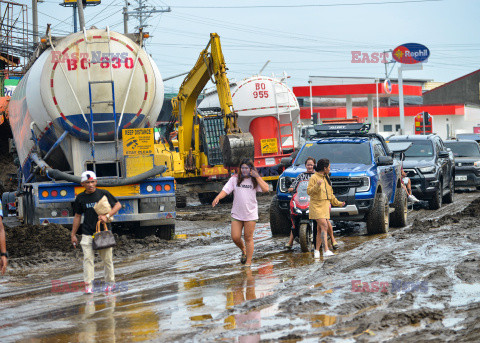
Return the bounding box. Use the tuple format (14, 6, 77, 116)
(2, 191, 480, 342)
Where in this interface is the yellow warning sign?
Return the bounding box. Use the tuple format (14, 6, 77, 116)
(261, 138, 278, 154)
(122, 128, 154, 155)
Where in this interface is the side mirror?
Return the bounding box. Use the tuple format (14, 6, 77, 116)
(281, 157, 293, 167)
(438, 151, 449, 158)
(377, 155, 394, 166)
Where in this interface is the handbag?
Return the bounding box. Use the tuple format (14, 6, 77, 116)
(92, 220, 116, 250)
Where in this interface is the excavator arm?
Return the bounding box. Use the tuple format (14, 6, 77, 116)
(170, 33, 253, 168)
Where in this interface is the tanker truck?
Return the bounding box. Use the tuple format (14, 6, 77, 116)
(6, 27, 176, 238)
(198, 75, 300, 191)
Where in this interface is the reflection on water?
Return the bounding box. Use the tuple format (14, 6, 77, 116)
(302, 314, 337, 328)
(224, 267, 261, 342)
(175, 232, 211, 239)
(34, 294, 163, 342)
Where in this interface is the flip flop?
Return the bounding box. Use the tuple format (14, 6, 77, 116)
(240, 253, 247, 264)
(332, 242, 339, 250)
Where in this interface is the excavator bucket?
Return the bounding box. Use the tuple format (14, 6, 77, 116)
(220, 132, 255, 167)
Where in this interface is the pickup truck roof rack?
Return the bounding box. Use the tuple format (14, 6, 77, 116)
(313, 123, 371, 136)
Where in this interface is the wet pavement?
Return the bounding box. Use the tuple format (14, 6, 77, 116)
(2, 191, 480, 342)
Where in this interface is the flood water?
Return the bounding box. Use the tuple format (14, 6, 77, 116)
(2, 191, 480, 342)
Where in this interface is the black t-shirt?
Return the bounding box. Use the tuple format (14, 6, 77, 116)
(73, 189, 119, 235)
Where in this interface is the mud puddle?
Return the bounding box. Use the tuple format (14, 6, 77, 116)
(2, 191, 480, 342)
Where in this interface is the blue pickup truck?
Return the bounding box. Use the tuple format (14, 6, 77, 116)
(270, 123, 408, 235)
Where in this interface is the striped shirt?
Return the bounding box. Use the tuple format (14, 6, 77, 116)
(290, 172, 314, 192)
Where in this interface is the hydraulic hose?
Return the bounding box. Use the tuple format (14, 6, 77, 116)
(30, 153, 167, 186)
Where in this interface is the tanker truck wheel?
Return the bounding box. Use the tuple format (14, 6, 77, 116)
(198, 192, 217, 205)
(155, 224, 175, 240)
(221, 133, 255, 167)
(176, 195, 187, 208)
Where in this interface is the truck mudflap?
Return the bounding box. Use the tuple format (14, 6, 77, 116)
(40, 211, 176, 226)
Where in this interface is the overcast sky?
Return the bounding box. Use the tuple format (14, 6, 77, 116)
(29, 0, 479, 92)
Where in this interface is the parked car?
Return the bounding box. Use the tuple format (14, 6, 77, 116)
(445, 140, 480, 189)
(270, 123, 407, 236)
(387, 134, 455, 209)
(456, 133, 480, 144)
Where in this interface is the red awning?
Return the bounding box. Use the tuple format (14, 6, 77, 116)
(300, 104, 465, 120)
(294, 83, 422, 98)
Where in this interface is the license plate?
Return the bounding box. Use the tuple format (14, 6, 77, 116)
(265, 158, 276, 166)
(455, 175, 467, 181)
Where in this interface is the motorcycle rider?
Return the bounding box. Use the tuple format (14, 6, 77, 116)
(285, 157, 316, 249)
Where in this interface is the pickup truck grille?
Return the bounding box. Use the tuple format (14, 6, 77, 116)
(331, 177, 363, 195)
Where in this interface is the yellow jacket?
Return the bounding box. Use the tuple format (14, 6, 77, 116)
(307, 172, 343, 212)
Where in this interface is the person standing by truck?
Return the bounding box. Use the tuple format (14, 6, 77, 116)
(0, 201, 8, 275)
(71, 171, 122, 293)
(307, 159, 345, 258)
(212, 159, 269, 267)
(286, 157, 316, 249)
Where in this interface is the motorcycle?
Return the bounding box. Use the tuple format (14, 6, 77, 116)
(289, 180, 316, 252)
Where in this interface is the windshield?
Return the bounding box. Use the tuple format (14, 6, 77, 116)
(392, 140, 434, 158)
(296, 141, 372, 165)
(445, 142, 480, 157)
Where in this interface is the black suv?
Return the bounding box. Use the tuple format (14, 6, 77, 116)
(445, 140, 480, 189)
(387, 134, 455, 210)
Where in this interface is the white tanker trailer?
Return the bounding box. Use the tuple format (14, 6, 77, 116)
(199, 75, 300, 183)
(6, 28, 175, 238)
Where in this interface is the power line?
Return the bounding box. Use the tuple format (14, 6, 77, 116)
(170, 0, 442, 9)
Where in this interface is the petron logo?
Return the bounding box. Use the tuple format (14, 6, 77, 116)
(392, 43, 430, 64)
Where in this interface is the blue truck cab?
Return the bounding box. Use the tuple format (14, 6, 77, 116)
(269, 123, 408, 235)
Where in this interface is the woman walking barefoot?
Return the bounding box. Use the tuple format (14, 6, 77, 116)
(307, 159, 345, 258)
(213, 159, 269, 266)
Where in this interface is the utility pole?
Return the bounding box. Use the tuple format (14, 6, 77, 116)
(32, 0, 38, 45)
(77, 0, 85, 31)
(123, 0, 129, 34)
(126, 0, 171, 31)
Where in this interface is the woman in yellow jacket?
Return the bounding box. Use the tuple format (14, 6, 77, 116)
(307, 158, 345, 258)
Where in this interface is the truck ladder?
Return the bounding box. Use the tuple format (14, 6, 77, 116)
(272, 78, 295, 153)
(83, 27, 120, 177)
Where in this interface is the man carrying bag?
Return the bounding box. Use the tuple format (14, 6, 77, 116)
(71, 171, 122, 294)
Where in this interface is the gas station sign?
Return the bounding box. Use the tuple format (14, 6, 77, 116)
(393, 43, 430, 64)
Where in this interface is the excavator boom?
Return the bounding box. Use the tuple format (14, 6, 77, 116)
(170, 33, 254, 168)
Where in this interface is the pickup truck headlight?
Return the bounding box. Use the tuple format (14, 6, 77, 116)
(278, 176, 287, 193)
(354, 176, 370, 192)
(419, 166, 435, 174)
(474, 161, 480, 168)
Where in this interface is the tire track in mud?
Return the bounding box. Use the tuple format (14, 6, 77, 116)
(183, 192, 480, 342)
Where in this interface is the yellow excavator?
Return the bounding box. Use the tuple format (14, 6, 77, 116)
(154, 33, 254, 206)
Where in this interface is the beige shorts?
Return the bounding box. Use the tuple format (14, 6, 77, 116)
(232, 217, 258, 223)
